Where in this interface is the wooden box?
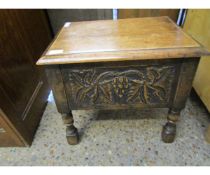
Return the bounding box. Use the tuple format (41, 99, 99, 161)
(37, 17, 209, 145)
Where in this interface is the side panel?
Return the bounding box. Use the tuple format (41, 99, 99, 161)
(61, 60, 180, 110)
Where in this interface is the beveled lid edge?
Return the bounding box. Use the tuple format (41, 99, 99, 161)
(37, 47, 209, 65)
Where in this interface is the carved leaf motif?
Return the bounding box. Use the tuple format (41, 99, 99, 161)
(76, 86, 93, 103)
(139, 85, 147, 103)
(127, 83, 141, 102)
(99, 85, 112, 103)
(147, 68, 160, 83)
(91, 86, 99, 103)
(83, 69, 95, 85)
(95, 71, 115, 84)
(148, 84, 166, 100)
(71, 72, 84, 86)
(67, 65, 174, 106)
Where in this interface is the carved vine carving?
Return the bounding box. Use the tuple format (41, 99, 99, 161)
(65, 65, 175, 106)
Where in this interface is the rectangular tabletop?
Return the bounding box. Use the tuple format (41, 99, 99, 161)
(37, 16, 208, 65)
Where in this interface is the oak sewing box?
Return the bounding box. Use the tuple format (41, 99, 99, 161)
(37, 17, 209, 145)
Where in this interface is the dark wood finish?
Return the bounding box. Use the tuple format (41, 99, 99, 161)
(62, 112, 79, 145)
(45, 66, 79, 145)
(60, 60, 179, 110)
(0, 109, 24, 146)
(161, 58, 200, 143)
(47, 9, 113, 34)
(118, 9, 179, 22)
(0, 10, 52, 147)
(38, 17, 209, 145)
(45, 65, 69, 113)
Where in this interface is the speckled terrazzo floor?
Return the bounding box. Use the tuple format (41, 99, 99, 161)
(0, 91, 210, 166)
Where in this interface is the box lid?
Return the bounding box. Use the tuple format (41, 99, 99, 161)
(37, 16, 209, 65)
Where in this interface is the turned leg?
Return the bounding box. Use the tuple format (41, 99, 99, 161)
(162, 108, 180, 143)
(61, 112, 79, 145)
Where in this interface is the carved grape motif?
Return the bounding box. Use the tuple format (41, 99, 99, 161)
(65, 65, 175, 106)
(112, 76, 129, 98)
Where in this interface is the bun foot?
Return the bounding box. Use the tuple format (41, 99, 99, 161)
(161, 122, 176, 143)
(66, 125, 79, 145)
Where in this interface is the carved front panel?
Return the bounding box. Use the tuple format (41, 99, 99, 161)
(62, 64, 176, 109)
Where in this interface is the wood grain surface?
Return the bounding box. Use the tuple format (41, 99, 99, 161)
(37, 16, 209, 65)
